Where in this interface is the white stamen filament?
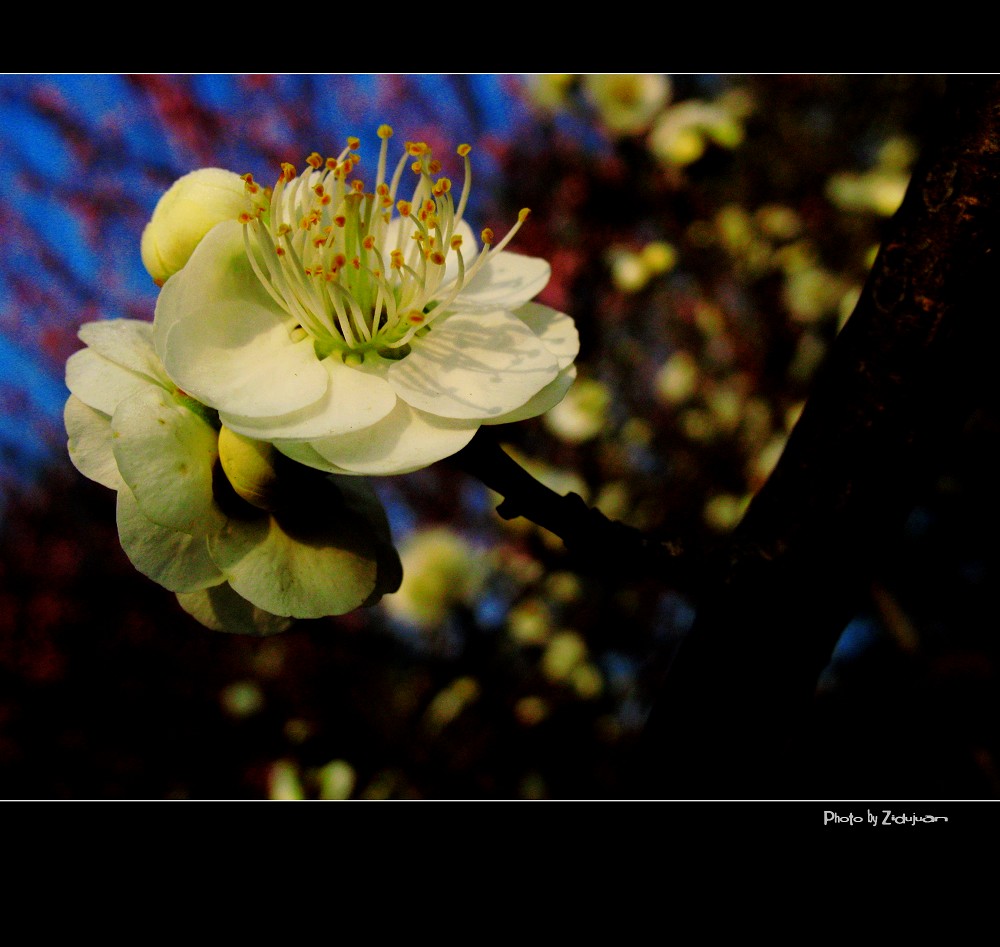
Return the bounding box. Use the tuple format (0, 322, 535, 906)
(240, 129, 530, 361)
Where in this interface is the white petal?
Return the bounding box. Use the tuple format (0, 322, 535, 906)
(219, 354, 396, 441)
(116, 488, 225, 593)
(273, 439, 353, 475)
(65, 348, 162, 416)
(154, 220, 262, 348)
(388, 309, 559, 420)
(309, 399, 480, 475)
(111, 387, 225, 536)
(452, 250, 551, 312)
(513, 301, 580, 370)
(482, 365, 578, 426)
(176, 584, 293, 636)
(208, 504, 381, 619)
(77, 319, 172, 386)
(155, 220, 329, 418)
(64, 395, 124, 491)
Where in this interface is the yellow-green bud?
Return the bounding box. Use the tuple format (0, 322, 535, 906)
(141, 169, 251, 285)
(218, 426, 283, 512)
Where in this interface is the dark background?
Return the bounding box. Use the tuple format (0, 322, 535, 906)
(2, 73, 996, 800)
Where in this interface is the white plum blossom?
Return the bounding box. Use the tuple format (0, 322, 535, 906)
(64, 318, 401, 635)
(152, 126, 579, 477)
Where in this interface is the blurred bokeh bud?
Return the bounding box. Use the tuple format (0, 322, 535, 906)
(141, 168, 252, 284)
(384, 528, 486, 630)
(544, 376, 612, 443)
(583, 74, 671, 135)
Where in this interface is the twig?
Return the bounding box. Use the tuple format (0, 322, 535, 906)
(451, 428, 694, 588)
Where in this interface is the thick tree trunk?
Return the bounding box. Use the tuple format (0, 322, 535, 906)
(638, 76, 1000, 798)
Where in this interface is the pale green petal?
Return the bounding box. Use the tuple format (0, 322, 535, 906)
(309, 399, 480, 475)
(176, 584, 293, 636)
(208, 493, 384, 619)
(513, 301, 580, 370)
(219, 354, 397, 441)
(77, 319, 172, 387)
(65, 348, 162, 416)
(111, 387, 225, 535)
(334, 476, 403, 598)
(116, 488, 225, 593)
(333, 476, 394, 544)
(451, 251, 551, 312)
(482, 365, 578, 426)
(388, 308, 559, 420)
(64, 395, 123, 491)
(155, 220, 329, 418)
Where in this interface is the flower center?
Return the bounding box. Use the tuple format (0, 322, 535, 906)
(239, 125, 530, 363)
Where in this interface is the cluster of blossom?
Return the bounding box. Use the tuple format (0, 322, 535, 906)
(526, 74, 750, 168)
(64, 127, 578, 635)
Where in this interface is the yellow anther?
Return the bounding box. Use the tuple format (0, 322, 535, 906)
(351, 179, 365, 193)
(362, 234, 376, 250)
(377, 124, 393, 139)
(411, 161, 423, 174)
(241, 172, 260, 194)
(280, 162, 296, 182)
(276, 224, 292, 237)
(238, 212, 255, 224)
(390, 249, 404, 268)
(347, 136, 360, 151)
(325, 157, 339, 170)
(450, 235, 463, 250)
(407, 310, 426, 324)
(306, 152, 323, 169)
(430, 251, 446, 266)
(428, 159, 442, 174)
(481, 227, 494, 244)
(376, 183, 390, 196)
(457, 143, 472, 157)
(433, 178, 452, 196)
(406, 141, 428, 157)
(397, 200, 412, 217)
(518, 208, 531, 222)
(334, 214, 347, 228)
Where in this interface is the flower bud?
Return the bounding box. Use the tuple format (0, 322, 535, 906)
(218, 425, 283, 512)
(141, 169, 251, 284)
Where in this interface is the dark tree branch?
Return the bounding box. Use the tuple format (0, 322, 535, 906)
(638, 76, 1000, 797)
(452, 428, 696, 589)
(449, 78, 1000, 798)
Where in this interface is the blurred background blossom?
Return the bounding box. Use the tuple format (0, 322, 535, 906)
(2, 73, 999, 799)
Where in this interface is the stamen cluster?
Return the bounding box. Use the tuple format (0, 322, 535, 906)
(239, 126, 529, 362)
